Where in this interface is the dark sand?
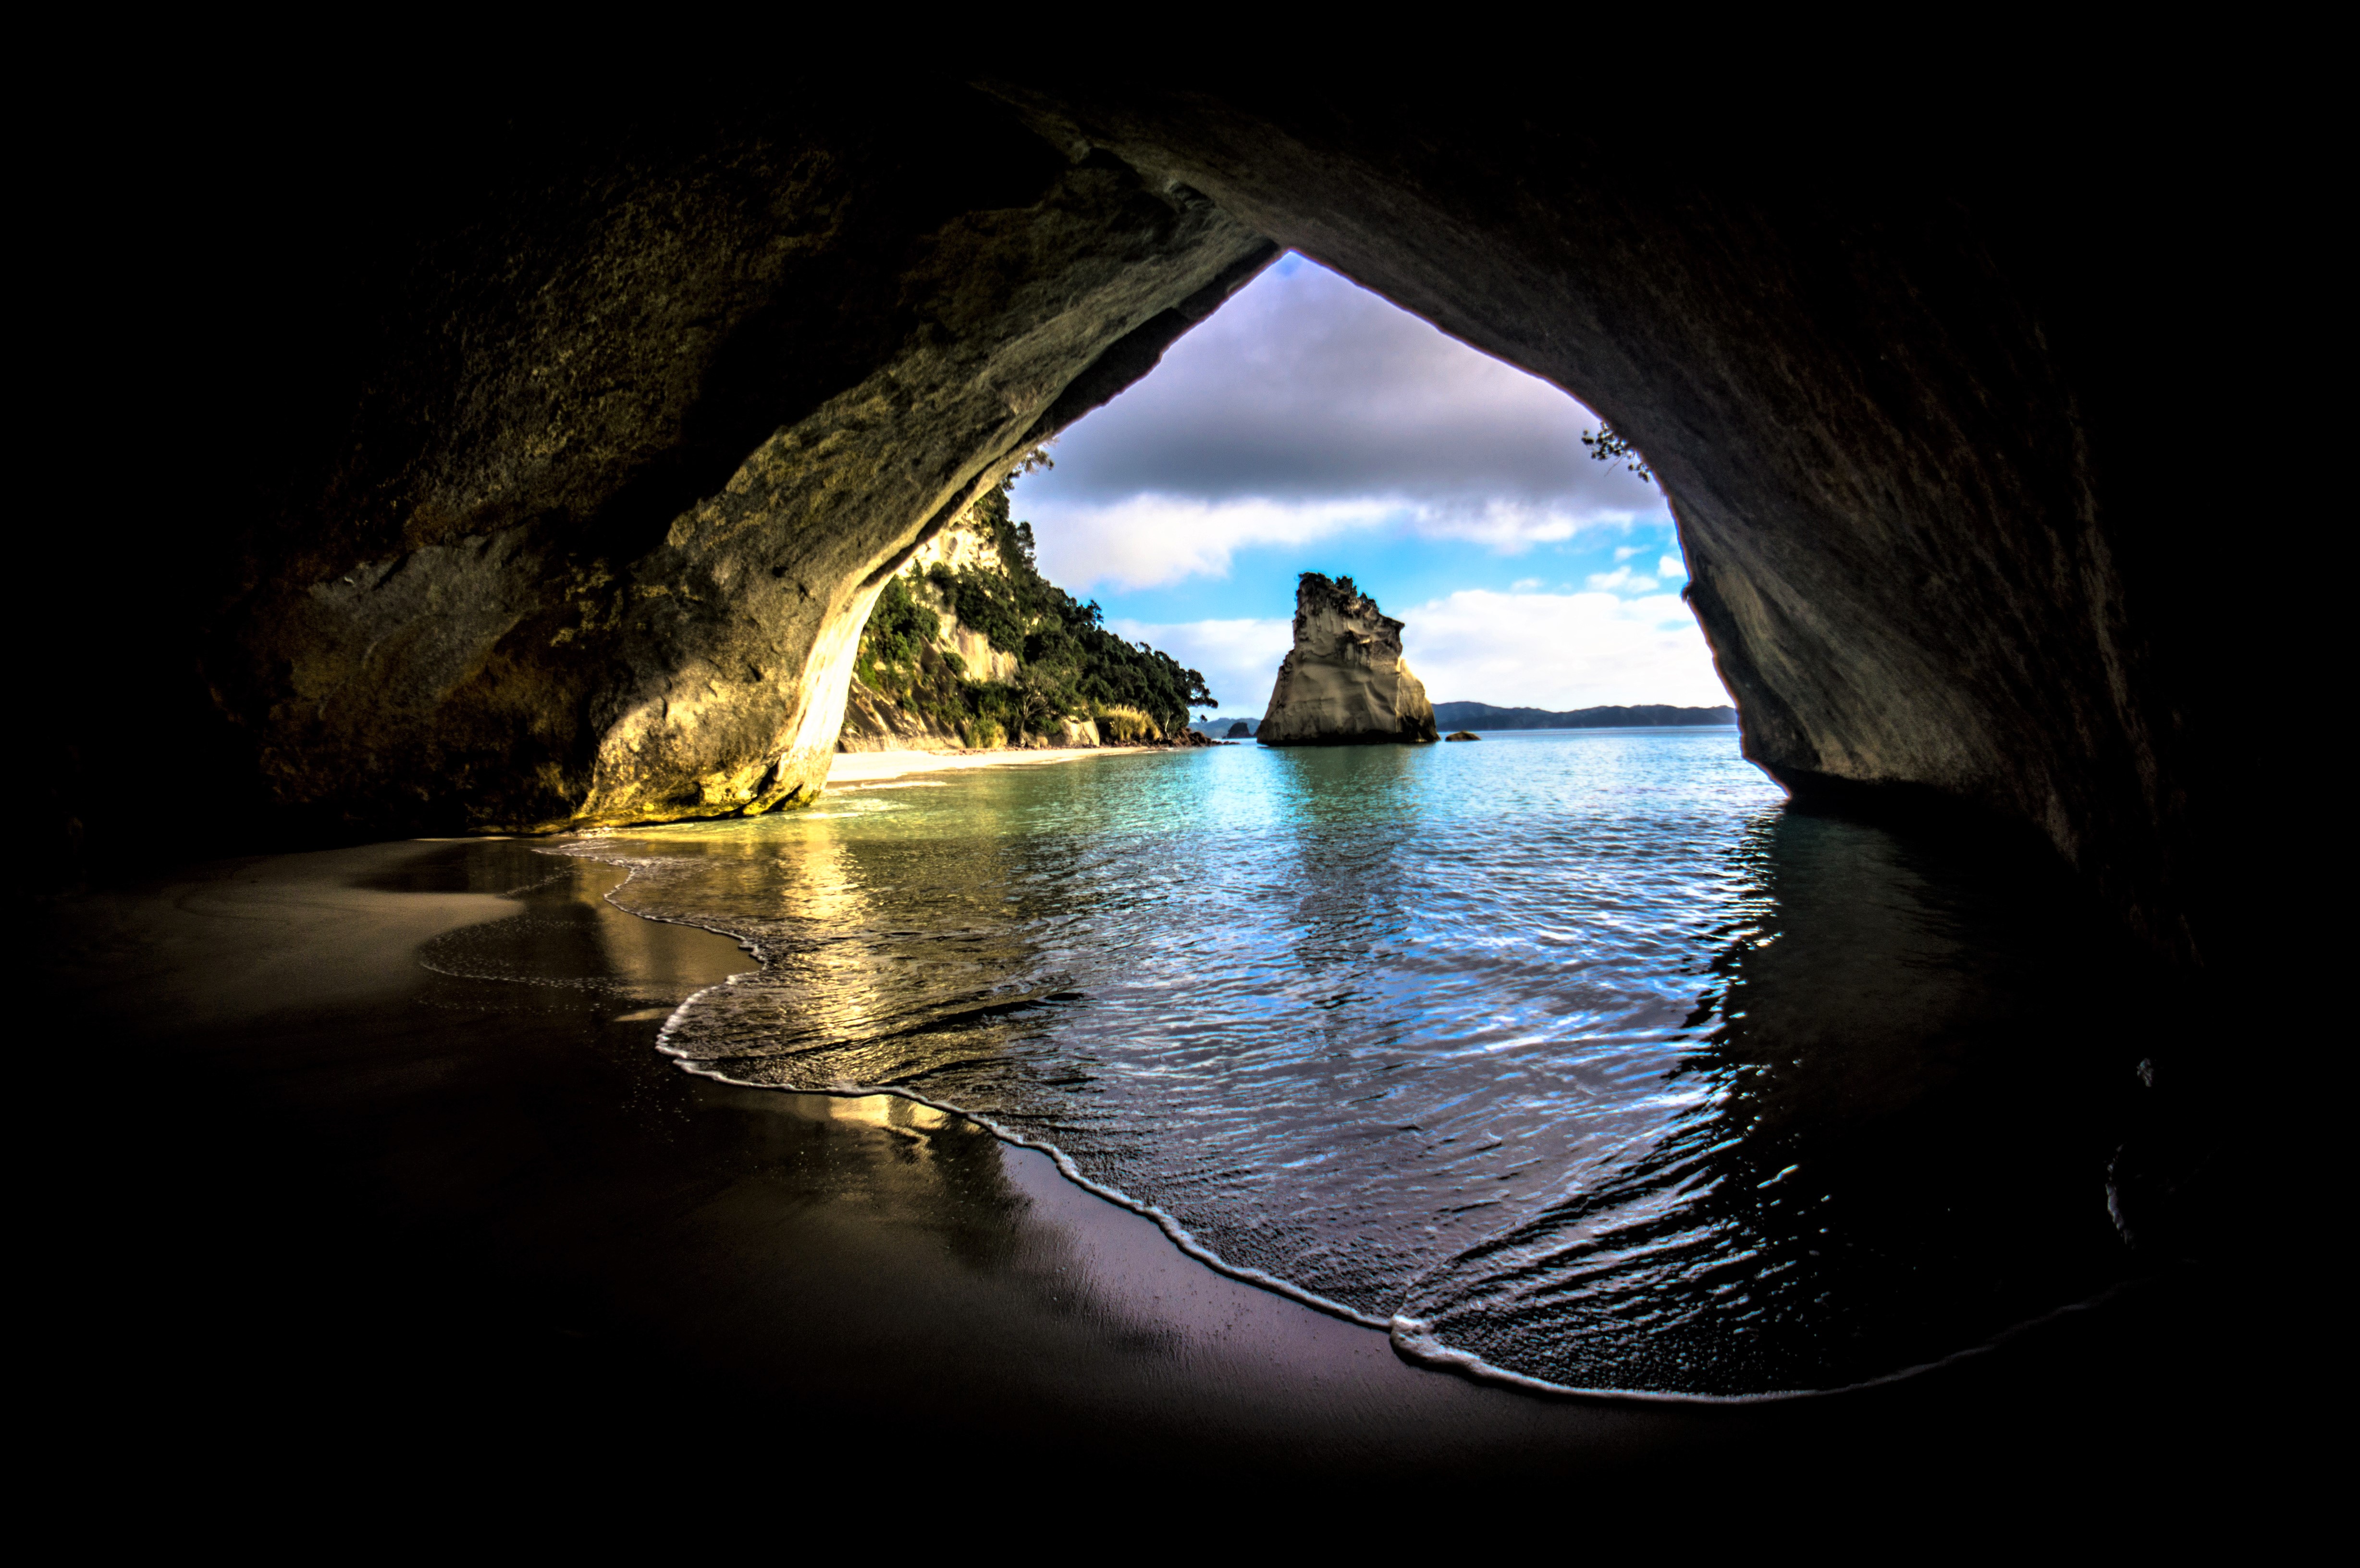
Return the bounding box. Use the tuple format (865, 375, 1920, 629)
(37, 836, 2286, 1511)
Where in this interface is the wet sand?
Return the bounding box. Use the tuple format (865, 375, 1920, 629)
(35, 833, 2285, 1509)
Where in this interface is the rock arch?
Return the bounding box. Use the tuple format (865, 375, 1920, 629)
(51, 81, 2226, 970)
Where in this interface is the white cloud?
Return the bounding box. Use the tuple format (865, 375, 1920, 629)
(1398, 496, 1626, 552)
(1105, 615, 1294, 715)
(1015, 253, 1674, 595)
(1658, 554, 1688, 579)
(1115, 591, 1729, 717)
(1614, 544, 1644, 561)
(1404, 590, 1728, 709)
(1584, 565, 1660, 593)
(1032, 496, 1390, 592)
(1511, 577, 1545, 591)
(1030, 492, 1647, 592)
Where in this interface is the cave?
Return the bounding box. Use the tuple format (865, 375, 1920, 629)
(29, 74, 2294, 1507)
(42, 78, 2246, 981)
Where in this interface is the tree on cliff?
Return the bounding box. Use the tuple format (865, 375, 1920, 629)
(855, 575, 939, 684)
(1583, 421, 1654, 483)
(926, 483, 1213, 735)
(859, 478, 1214, 741)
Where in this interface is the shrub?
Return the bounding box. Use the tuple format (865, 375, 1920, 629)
(1094, 704, 1159, 743)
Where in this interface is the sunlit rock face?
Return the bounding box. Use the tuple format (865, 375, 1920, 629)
(163, 101, 1272, 837)
(1258, 575, 1438, 747)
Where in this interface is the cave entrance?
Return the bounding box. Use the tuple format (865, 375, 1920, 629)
(807, 243, 2161, 1403)
(1007, 251, 1729, 740)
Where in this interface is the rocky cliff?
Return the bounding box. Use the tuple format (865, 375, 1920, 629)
(841, 480, 1211, 751)
(1257, 575, 1438, 747)
(838, 499, 1042, 751)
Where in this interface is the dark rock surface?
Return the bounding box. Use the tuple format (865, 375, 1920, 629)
(1257, 574, 1439, 747)
(1445, 731, 1480, 742)
(43, 77, 2277, 969)
(1227, 721, 1252, 738)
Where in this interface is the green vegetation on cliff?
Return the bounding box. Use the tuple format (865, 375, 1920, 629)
(854, 482, 1214, 743)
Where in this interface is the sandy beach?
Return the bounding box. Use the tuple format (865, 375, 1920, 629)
(35, 826, 2264, 1500)
(826, 744, 1148, 787)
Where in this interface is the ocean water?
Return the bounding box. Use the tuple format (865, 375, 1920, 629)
(558, 730, 2150, 1398)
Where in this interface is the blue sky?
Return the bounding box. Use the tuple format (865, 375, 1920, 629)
(1010, 253, 1727, 719)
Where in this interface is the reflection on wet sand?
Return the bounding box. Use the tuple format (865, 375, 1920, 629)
(596, 808, 1083, 1094)
(354, 840, 1510, 1428)
(398, 844, 1187, 1335)
(385, 840, 755, 1009)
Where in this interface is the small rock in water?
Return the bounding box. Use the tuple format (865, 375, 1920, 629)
(1445, 730, 1480, 741)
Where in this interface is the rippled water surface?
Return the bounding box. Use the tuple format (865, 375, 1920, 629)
(561, 730, 2146, 1396)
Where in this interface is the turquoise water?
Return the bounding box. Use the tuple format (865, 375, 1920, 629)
(562, 730, 2146, 1397)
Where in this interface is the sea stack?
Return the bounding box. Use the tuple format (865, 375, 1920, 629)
(1258, 574, 1440, 746)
